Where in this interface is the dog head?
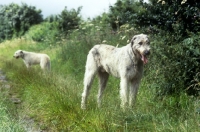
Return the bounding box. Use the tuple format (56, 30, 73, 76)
(131, 34, 150, 64)
(13, 50, 24, 59)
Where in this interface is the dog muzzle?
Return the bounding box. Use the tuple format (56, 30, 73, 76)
(140, 50, 150, 64)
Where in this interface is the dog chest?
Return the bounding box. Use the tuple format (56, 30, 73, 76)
(125, 62, 143, 79)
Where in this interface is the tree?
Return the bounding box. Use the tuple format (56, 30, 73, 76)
(107, 0, 142, 30)
(58, 6, 82, 34)
(0, 3, 43, 42)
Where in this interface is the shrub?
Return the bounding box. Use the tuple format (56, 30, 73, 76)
(25, 22, 60, 46)
(106, 0, 200, 36)
(136, 0, 200, 36)
(150, 32, 200, 96)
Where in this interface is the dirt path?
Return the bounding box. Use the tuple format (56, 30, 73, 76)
(0, 69, 43, 132)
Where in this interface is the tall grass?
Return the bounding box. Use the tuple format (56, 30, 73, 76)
(2, 58, 199, 131)
(0, 22, 199, 131)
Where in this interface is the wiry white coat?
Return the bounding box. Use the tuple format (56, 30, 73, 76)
(13, 50, 51, 71)
(81, 34, 150, 109)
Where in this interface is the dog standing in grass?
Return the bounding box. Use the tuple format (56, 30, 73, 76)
(13, 50, 51, 71)
(81, 34, 150, 109)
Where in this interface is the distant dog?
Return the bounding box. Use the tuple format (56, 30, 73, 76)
(13, 50, 51, 71)
(81, 34, 150, 109)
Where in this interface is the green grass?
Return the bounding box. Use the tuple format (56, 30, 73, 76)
(1, 53, 200, 131)
(0, 25, 199, 131)
(0, 81, 24, 132)
(0, 102, 24, 132)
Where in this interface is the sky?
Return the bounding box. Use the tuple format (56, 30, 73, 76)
(1, 0, 149, 19)
(1, 0, 118, 19)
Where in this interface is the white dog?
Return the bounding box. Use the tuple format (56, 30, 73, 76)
(81, 34, 150, 109)
(13, 50, 51, 71)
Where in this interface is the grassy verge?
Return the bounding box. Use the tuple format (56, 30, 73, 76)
(0, 36, 199, 131)
(0, 67, 24, 131)
(0, 101, 24, 131)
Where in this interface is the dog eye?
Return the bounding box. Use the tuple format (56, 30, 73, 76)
(139, 42, 143, 45)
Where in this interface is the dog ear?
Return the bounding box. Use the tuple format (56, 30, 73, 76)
(131, 36, 137, 45)
(20, 50, 23, 54)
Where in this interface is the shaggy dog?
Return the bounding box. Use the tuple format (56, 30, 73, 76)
(81, 34, 150, 109)
(13, 50, 51, 71)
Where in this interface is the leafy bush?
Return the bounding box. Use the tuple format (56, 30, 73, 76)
(135, 0, 200, 36)
(106, 0, 200, 36)
(150, 32, 200, 96)
(25, 22, 59, 45)
(180, 33, 200, 95)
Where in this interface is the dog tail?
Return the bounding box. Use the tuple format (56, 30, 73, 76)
(44, 56, 51, 71)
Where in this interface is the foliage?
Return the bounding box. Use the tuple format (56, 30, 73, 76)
(44, 14, 59, 23)
(149, 31, 200, 96)
(0, 3, 43, 42)
(106, 0, 200, 36)
(107, 0, 142, 30)
(179, 33, 200, 95)
(25, 22, 60, 47)
(57, 6, 82, 34)
(135, 0, 200, 36)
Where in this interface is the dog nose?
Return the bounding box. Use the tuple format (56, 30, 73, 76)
(144, 50, 150, 56)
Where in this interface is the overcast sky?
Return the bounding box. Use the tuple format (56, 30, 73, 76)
(1, 0, 149, 19)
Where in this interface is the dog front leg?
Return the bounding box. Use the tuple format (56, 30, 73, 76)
(129, 79, 140, 107)
(25, 63, 31, 69)
(120, 77, 129, 108)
